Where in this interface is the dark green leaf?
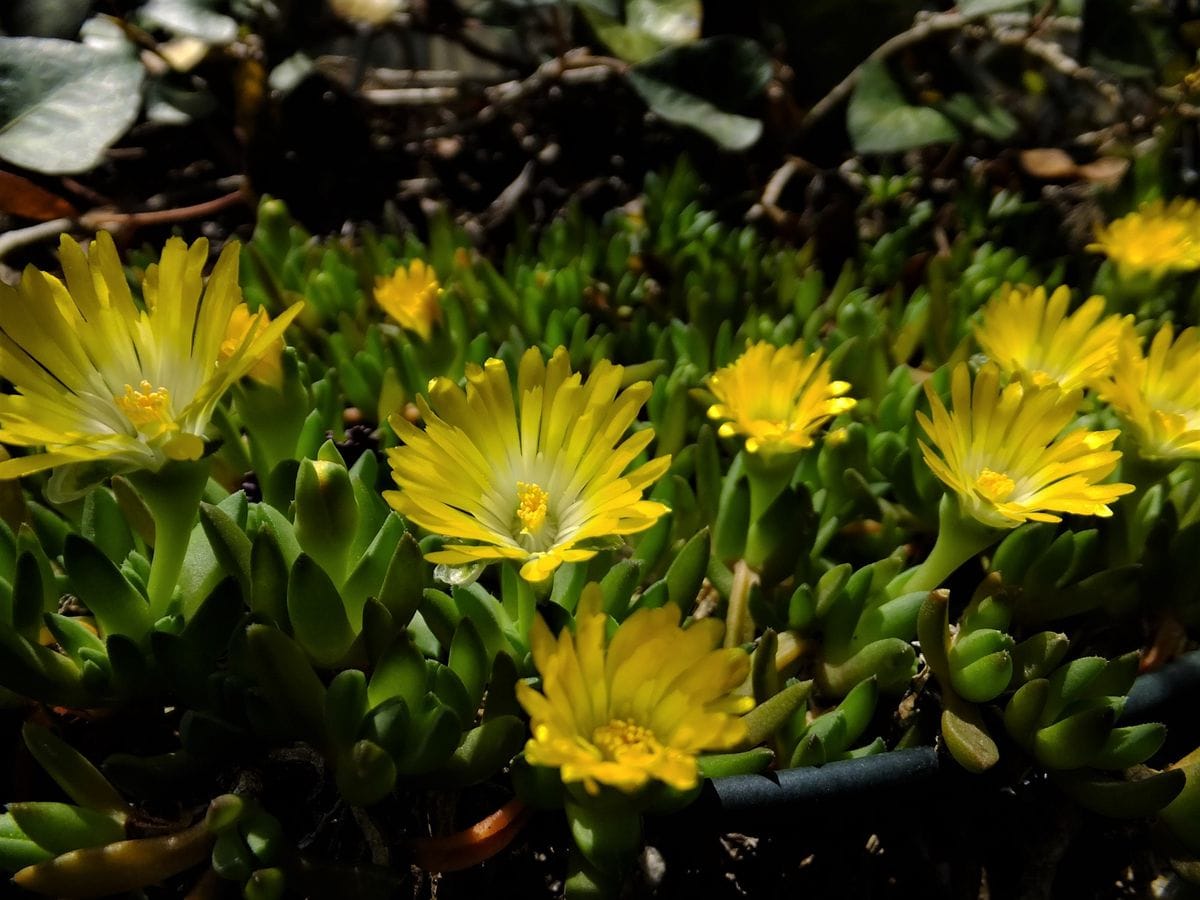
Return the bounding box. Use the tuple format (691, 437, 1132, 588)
(287, 555, 356, 668)
(64, 535, 149, 640)
(0, 36, 144, 174)
(847, 59, 959, 154)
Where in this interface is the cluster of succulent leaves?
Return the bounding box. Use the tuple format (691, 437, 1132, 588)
(2, 161, 1200, 897)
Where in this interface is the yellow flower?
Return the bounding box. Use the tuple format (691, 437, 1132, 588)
(0, 233, 302, 488)
(384, 347, 670, 582)
(705, 342, 856, 456)
(1101, 324, 1200, 461)
(1088, 198, 1200, 278)
(374, 259, 442, 340)
(516, 585, 753, 795)
(973, 284, 1127, 391)
(917, 363, 1133, 529)
(221, 303, 285, 387)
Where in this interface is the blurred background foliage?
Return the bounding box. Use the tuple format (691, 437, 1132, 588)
(1, 0, 1198, 257)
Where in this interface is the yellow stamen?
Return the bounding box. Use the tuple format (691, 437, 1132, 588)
(592, 719, 663, 763)
(974, 467, 1015, 503)
(516, 482, 549, 534)
(115, 381, 173, 430)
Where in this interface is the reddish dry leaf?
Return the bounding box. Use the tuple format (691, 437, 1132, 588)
(1076, 157, 1130, 186)
(1019, 148, 1078, 180)
(0, 170, 78, 221)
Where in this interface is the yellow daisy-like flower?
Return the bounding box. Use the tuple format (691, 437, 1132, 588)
(974, 284, 1127, 391)
(917, 363, 1134, 529)
(221, 303, 285, 387)
(374, 259, 442, 341)
(1088, 198, 1200, 279)
(1101, 324, 1200, 461)
(0, 233, 302, 487)
(705, 341, 856, 456)
(384, 347, 670, 582)
(516, 585, 753, 795)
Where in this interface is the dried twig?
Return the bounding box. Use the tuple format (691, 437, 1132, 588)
(799, 11, 969, 133)
(798, 10, 1109, 133)
(994, 28, 1121, 108)
(81, 189, 247, 231)
(415, 50, 626, 138)
(0, 218, 74, 266)
(476, 160, 536, 231)
(753, 155, 816, 225)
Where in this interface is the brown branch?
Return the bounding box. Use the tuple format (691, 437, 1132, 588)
(799, 11, 969, 133)
(417, 50, 626, 138)
(798, 10, 1100, 134)
(753, 155, 816, 225)
(80, 189, 248, 231)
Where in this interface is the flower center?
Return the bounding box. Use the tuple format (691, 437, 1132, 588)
(592, 719, 663, 763)
(1029, 370, 1056, 388)
(115, 381, 174, 433)
(974, 467, 1016, 503)
(516, 481, 550, 535)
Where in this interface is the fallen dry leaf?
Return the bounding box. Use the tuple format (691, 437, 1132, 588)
(0, 171, 78, 222)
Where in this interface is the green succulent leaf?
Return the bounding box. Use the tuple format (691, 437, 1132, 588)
(287, 554, 356, 668)
(64, 535, 149, 641)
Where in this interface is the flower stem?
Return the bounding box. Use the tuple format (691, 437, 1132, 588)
(723, 559, 759, 649)
(888, 495, 1000, 597)
(129, 460, 211, 619)
(1115, 447, 1176, 564)
(743, 452, 798, 570)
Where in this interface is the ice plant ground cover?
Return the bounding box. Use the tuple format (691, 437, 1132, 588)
(12, 0, 1200, 892)
(0, 170, 1198, 899)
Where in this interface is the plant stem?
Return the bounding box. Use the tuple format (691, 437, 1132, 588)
(129, 460, 211, 619)
(889, 495, 999, 597)
(1116, 447, 1176, 563)
(723, 559, 759, 649)
(743, 451, 798, 570)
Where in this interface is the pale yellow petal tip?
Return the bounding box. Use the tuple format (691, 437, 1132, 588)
(520, 585, 753, 795)
(921, 362, 1137, 528)
(705, 340, 855, 457)
(162, 433, 206, 461)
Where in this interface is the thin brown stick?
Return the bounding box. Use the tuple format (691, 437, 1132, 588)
(799, 11, 968, 133)
(80, 190, 247, 231)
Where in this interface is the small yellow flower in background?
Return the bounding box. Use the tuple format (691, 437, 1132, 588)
(328, 0, 402, 26)
(0, 233, 302, 487)
(973, 284, 1126, 392)
(917, 363, 1133, 529)
(374, 259, 442, 340)
(221, 303, 285, 387)
(385, 346, 670, 582)
(516, 585, 752, 795)
(1101, 324, 1200, 461)
(1088, 198, 1200, 279)
(705, 341, 856, 456)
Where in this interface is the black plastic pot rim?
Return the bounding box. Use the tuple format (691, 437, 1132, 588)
(692, 648, 1200, 822)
